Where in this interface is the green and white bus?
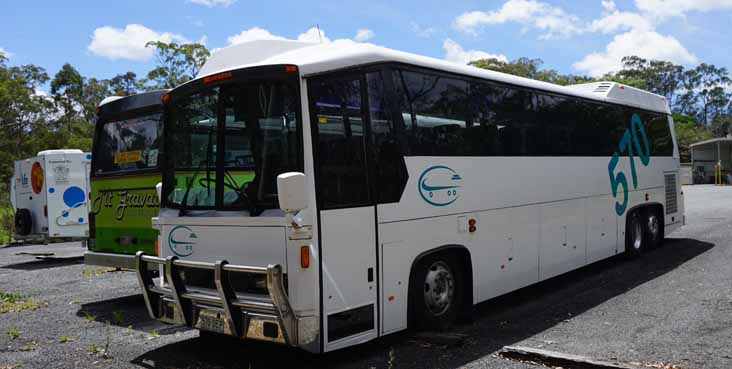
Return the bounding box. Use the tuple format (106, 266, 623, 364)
(85, 90, 167, 269)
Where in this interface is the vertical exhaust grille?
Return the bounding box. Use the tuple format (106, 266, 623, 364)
(665, 173, 678, 214)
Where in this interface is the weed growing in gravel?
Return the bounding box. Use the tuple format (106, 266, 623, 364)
(82, 311, 96, 322)
(111, 311, 125, 325)
(19, 341, 36, 351)
(0, 291, 40, 313)
(58, 335, 72, 343)
(81, 268, 115, 277)
(150, 329, 159, 338)
(89, 328, 111, 358)
(5, 328, 20, 340)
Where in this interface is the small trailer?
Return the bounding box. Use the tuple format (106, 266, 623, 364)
(10, 149, 91, 243)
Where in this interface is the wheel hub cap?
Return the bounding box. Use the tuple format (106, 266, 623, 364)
(423, 261, 454, 316)
(632, 218, 643, 250)
(648, 215, 659, 241)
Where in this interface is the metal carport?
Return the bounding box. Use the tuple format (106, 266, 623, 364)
(690, 137, 732, 184)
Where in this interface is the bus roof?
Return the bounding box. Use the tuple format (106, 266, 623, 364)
(98, 89, 170, 117)
(197, 40, 671, 115)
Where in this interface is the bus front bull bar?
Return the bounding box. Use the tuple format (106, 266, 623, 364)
(134, 251, 298, 345)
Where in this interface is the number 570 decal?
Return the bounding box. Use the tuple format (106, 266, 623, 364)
(608, 113, 651, 216)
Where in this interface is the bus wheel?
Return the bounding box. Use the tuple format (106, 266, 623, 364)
(625, 210, 645, 257)
(645, 209, 663, 249)
(412, 253, 463, 331)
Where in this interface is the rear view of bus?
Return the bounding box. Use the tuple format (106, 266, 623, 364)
(85, 90, 167, 269)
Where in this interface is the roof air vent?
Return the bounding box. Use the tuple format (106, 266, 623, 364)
(593, 83, 613, 93)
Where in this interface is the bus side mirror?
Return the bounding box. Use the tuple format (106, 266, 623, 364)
(155, 182, 163, 203)
(277, 172, 307, 213)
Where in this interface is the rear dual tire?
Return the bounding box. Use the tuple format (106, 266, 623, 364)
(625, 207, 664, 256)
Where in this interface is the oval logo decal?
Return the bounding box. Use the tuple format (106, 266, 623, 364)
(418, 165, 462, 207)
(168, 225, 197, 257)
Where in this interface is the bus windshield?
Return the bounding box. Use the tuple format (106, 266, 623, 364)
(94, 114, 162, 175)
(163, 78, 301, 214)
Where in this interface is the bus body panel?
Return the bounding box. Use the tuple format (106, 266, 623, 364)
(319, 206, 378, 350)
(89, 173, 160, 255)
(373, 156, 681, 335)
(155, 216, 287, 268)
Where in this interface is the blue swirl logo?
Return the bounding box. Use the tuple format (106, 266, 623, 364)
(418, 165, 462, 207)
(168, 225, 197, 257)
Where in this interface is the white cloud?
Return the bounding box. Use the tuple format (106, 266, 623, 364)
(0, 47, 11, 58)
(297, 27, 330, 43)
(188, 0, 235, 8)
(226, 27, 287, 45)
(635, 0, 732, 21)
(354, 29, 375, 42)
(590, 2, 653, 33)
(573, 29, 698, 77)
(88, 24, 189, 62)
(411, 22, 437, 38)
(453, 0, 584, 39)
(443, 39, 508, 65)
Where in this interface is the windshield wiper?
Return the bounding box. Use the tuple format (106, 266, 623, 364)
(178, 126, 215, 216)
(178, 159, 205, 216)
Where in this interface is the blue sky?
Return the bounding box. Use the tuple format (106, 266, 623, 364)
(1, 0, 731, 90)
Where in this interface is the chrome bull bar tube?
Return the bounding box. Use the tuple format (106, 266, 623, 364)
(134, 251, 297, 346)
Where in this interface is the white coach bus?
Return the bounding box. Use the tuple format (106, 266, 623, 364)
(134, 39, 684, 353)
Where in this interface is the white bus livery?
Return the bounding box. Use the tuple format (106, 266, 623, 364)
(135, 39, 684, 353)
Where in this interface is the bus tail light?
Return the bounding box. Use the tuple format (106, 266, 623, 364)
(154, 239, 159, 256)
(300, 246, 310, 268)
(286, 65, 298, 73)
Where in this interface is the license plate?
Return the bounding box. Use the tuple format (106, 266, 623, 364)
(195, 309, 226, 334)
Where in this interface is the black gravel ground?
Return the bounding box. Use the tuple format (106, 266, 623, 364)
(1, 185, 730, 369)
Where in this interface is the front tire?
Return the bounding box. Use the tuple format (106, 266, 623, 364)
(625, 210, 646, 257)
(411, 253, 463, 331)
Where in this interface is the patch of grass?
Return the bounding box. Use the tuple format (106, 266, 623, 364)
(88, 329, 111, 358)
(0, 291, 40, 314)
(111, 311, 125, 325)
(19, 341, 36, 351)
(58, 335, 72, 344)
(6, 327, 20, 340)
(150, 329, 159, 338)
(82, 311, 96, 322)
(81, 268, 115, 278)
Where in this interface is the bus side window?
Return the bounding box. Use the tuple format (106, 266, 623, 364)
(366, 71, 408, 204)
(393, 69, 469, 156)
(310, 77, 371, 209)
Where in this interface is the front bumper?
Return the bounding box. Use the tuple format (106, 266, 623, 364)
(134, 252, 313, 349)
(84, 251, 137, 269)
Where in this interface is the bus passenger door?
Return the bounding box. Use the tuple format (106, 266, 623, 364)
(310, 75, 378, 351)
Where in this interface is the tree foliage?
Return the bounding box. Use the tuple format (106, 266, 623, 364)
(143, 41, 210, 89)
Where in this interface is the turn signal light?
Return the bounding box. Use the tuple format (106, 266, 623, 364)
(154, 239, 159, 256)
(162, 94, 170, 103)
(300, 246, 310, 268)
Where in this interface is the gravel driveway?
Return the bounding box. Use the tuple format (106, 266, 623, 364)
(1, 185, 730, 369)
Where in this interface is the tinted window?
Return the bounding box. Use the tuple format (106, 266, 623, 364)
(311, 77, 371, 209)
(395, 70, 470, 156)
(94, 113, 161, 174)
(471, 82, 535, 156)
(367, 71, 407, 204)
(635, 111, 673, 156)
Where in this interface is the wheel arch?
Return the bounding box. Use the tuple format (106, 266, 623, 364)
(406, 244, 474, 327)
